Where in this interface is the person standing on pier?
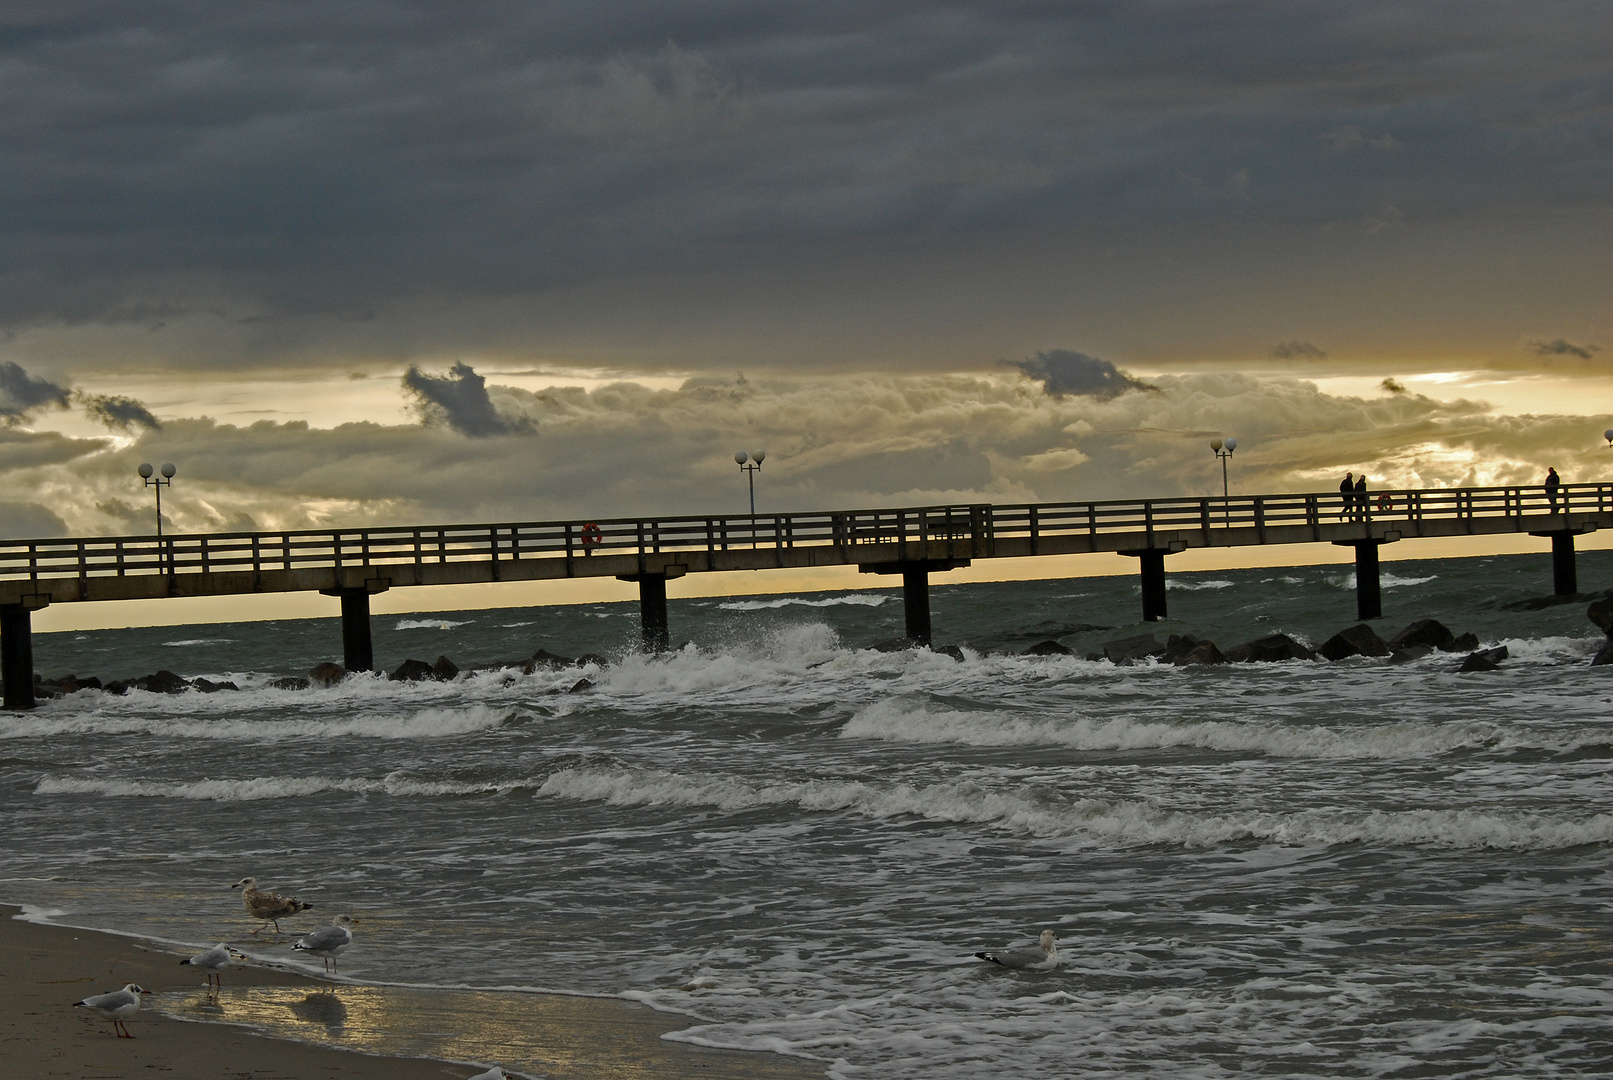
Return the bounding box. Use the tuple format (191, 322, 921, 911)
(1545, 467, 1561, 512)
(1353, 474, 1368, 520)
(1339, 473, 1354, 521)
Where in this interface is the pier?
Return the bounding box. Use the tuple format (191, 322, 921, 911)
(3, 483, 1608, 708)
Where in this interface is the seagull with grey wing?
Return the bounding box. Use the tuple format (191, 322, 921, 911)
(294, 914, 356, 974)
(232, 876, 313, 934)
(974, 929, 1059, 971)
(74, 983, 151, 1037)
(180, 942, 236, 989)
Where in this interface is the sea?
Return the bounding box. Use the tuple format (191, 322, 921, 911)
(3, 548, 1611, 1078)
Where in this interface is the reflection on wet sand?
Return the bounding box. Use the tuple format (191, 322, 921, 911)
(158, 985, 824, 1079)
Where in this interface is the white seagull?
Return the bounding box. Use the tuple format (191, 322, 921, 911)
(467, 1068, 508, 1080)
(974, 929, 1059, 971)
(232, 876, 314, 934)
(180, 942, 234, 989)
(293, 914, 356, 973)
(74, 983, 151, 1038)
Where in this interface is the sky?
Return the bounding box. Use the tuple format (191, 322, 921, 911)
(3, 2, 1612, 624)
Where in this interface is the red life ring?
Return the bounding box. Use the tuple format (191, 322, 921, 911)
(1376, 493, 1392, 513)
(580, 523, 603, 548)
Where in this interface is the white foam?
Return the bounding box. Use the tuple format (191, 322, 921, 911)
(717, 593, 890, 611)
(1166, 579, 1235, 591)
(1325, 571, 1438, 590)
(535, 765, 1613, 850)
(840, 696, 1507, 760)
(0, 703, 513, 742)
(161, 638, 233, 646)
(394, 618, 472, 630)
(34, 770, 530, 801)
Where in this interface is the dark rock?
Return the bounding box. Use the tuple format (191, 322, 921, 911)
(1449, 632, 1480, 652)
(192, 678, 240, 693)
(1177, 641, 1227, 666)
(389, 658, 435, 682)
(1022, 640, 1074, 657)
(1593, 640, 1613, 666)
(1389, 644, 1434, 665)
(567, 677, 595, 693)
(432, 655, 459, 681)
(1102, 634, 1165, 665)
(871, 637, 922, 653)
(104, 680, 130, 695)
(1589, 597, 1613, 635)
(1084, 652, 1102, 662)
(1161, 634, 1225, 665)
(1320, 624, 1391, 662)
(1388, 619, 1456, 653)
(932, 644, 966, 662)
(1225, 634, 1318, 663)
(132, 669, 190, 694)
(1459, 646, 1508, 672)
(309, 662, 347, 687)
(269, 676, 311, 691)
(575, 653, 608, 668)
(523, 649, 577, 672)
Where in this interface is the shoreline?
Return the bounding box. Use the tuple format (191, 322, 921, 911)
(0, 906, 824, 1079)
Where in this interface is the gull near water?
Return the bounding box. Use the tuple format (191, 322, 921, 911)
(232, 876, 313, 934)
(293, 914, 356, 974)
(974, 929, 1059, 971)
(74, 983, 151, 1038)
(180, 942, 233, 989)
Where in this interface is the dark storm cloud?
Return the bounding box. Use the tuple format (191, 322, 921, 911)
(1270, 341, 1328, 361)
(1014, 350, 1152, 400)
(2, 2, 1610, 343)
(401, 362, 528, 436)
(1529, 338, 1600, 360)
(79, 392, 162, 431)
(0, 361, 71, 424)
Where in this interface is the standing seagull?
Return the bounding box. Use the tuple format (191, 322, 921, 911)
(974, 929, 1059, 971)
(74, 983, 151, 1037)
(180, 943, 233, 989)
(232, 876, 314, 934)
(293, 914, 356, 974)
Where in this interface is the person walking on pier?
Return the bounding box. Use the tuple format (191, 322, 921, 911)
(1339, 473, 1354, 521)
(1353, 474, 1368, 520)
(1545, 467, 1561, 513)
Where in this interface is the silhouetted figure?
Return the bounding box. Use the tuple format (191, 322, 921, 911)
(1545, 467, 1561, 513)
(1339, 472, 1354, 520)
(1354, 475, 1367, 521)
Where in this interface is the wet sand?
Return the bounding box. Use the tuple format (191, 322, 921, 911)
(1, 907, 824, 1079)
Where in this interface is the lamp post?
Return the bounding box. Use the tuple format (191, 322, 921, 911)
(734, 450, 765, 515)
(138, 462, 175, 536)
(1209, 437, 1236, 498)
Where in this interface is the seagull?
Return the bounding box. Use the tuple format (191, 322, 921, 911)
(975, 929, 1059, 971)
(467, 1068, 508, 1080)
(74, 983, 151, 1037)
(232, 876, 314, 934)
(293, 914, 356, 974)
(181, 942, 233, 989)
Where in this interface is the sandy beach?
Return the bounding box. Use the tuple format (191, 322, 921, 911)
(0, 906, 824, 1079)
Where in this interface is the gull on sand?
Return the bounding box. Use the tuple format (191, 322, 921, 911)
(232, 876, 314, 934)
(294, 914, 356, 973)
(974, 929, 1059, 971)
(74, 983, 151, 1037)
(181, 942, 234, 988)
(467, 1068, 508, 1080)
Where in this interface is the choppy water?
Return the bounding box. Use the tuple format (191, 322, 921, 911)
(4, 549, 1612, 1078)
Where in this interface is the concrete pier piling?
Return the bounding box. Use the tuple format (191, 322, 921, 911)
(859, 560, 970, 646)
(618, 568, 685, 652)
(1, 604, 35, 710)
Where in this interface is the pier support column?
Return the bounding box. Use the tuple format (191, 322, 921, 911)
(1, 594, 47, 711)
(618, 566, 687, 652)
(858, 559, 971, 647)
(2, 605, 36, 710)
(1332, 533, 1399, 621)
(320, 579, 390, 672)
(1528, 525, 1597, 597)
(1117, 544, 1185, 622)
